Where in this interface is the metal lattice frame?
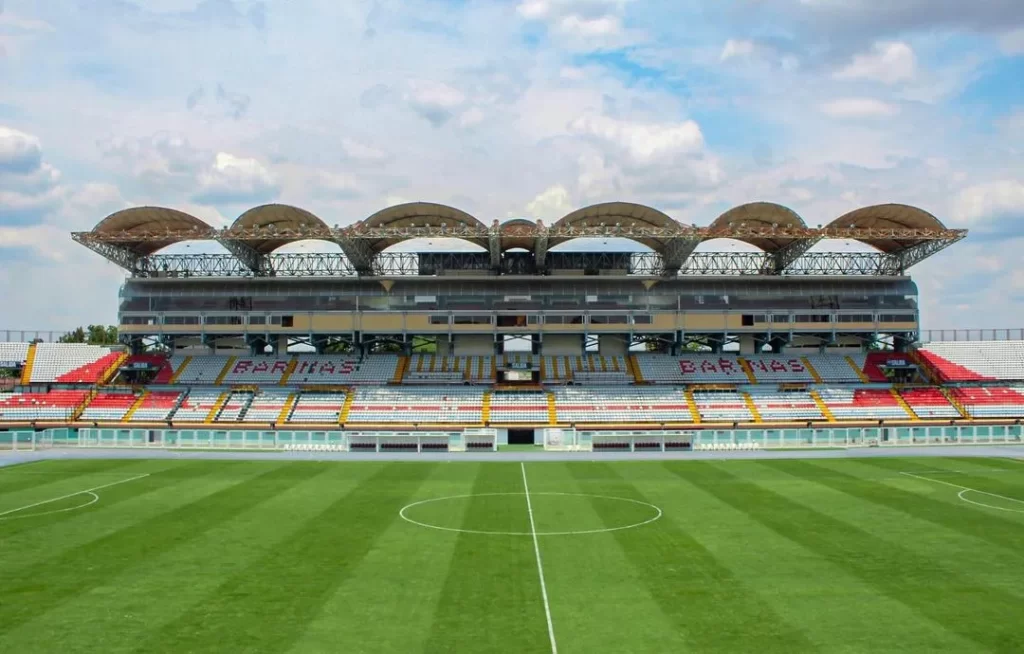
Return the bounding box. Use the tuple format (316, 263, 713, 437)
(74, 222, 967, 278)
(126, 250, 916, 278)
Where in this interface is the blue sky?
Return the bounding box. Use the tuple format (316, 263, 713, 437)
(0, 0, 1022, 330)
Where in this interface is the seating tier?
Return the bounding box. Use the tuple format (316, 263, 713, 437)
(128, 391, 184, 422)
(746, 389, 824, 422)
(242, 389, 292, 423)
(171, 389, 223, 422)
(918, 341, 1024, 381)
(169, 355, 399, 385)
(953, 386, 1024, 418)
(635, 354, 863, 384)
(692, 390, 752, 422)
(815, 388, 908, 420)
(80, 392, 137, 422)
(553, 386, 691, 423)
(347, 387, 484, 424)
(489, 392, 549, 423)
(898, 388, 959, 418)
(0, 342, 29, 366)
(0, 390, 89, 421)
(288, 392, 344, 423)
(30, 344, 115, 383)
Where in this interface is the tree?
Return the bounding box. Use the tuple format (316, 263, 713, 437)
(58, 325, 119, 345)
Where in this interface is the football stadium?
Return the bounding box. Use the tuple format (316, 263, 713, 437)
(2, 201, 1024, 652)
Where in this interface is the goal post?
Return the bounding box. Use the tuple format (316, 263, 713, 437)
(542, 427, 588, 451)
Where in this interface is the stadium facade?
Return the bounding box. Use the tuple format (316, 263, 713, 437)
(3, 199, 1023, 452)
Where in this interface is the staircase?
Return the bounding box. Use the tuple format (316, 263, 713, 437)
(235, 391, 256, 421)
(938, 386, 970, 419)
(339, 388, 355, 425)
(628, 355, 644, 383)
(204, 391, 231, 424)
(845, 356, 871, 383)
(738, 358, 758, 384)
(891, 387, 920, 421)
(391, 356, 408, 384)
(213, 357, 237, 385)
(71, 388, 99, 421)
(482, 390, 492, 424)
(802, 357, 824, 384)
(279, 359, 297, 386)
(809, 390, 836, 422)
(742, 392, 763, 423)
(683, 388, 702, 424)
(277, 392, 298, 424)
(908, 349, 941, 384)
(122, 390, 150, 422)
(20, 343, 37, 384)
(98, 352, 129, 385)
(546, 392, 558, 425)
(168, 355, 192, 384)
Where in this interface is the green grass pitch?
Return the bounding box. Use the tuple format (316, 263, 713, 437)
(1, 456, 1023, 653)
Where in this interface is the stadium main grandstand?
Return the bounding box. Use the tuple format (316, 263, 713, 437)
(2, 200, 1023, 451)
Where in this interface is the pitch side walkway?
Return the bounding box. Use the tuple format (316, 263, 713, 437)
(2, 444, 1023, 468)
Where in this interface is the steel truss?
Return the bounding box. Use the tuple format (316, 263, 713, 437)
(123, 250, 919, 278)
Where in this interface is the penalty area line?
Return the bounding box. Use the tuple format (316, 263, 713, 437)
(521, 462, 558, 654)
(899, 471, 1024, 513)
(0, 473, 150, 519)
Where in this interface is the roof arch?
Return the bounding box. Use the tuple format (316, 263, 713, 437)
(91, 206, 215, 256)
(226, 204, 332, 254)
(826, 204, 945, 253)
(707, 202, 808, 252)
(550, 202, 685, 254)
(357, 202, 488, 252)
(499, 218, 537, 251)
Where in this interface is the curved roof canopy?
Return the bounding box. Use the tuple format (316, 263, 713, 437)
(91, 206, 214, 256)
(356, 202, 488, 252)
(226, 204, 331, 254)
(550, 202, 685, 253)
(707, 202, 808, 252)
(499, 218, 537, 251)
(827, 203, 946, 253)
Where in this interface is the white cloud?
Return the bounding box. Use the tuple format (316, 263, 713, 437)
(834, 42, 917, 84)
(525, 184, 574, 221)
(569, 114, 705, 163)
(557, 14, 622, 37)
(458, 107, 486, 129)
(340, 138, 388, 163)
(720, 39, 755, 61)
(516, 0, 637, 50)
(0, 126, 43, 173)
(999, 27, 1024, 54)
(819, 98, 900, 118)
(952, 180, 1024, 228)
(194, 153, 278, 205)
(516, 0, 551, 20)
(406, 80, 467, 127)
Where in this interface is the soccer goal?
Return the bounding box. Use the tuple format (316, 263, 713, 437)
(541, 427, 587, 451)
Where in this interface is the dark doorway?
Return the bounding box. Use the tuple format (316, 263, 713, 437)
(508, 429, 535, 445)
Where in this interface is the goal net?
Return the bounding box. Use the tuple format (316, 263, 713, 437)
(542, 428, 583, 451)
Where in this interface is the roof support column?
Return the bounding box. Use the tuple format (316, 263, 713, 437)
(534, 229, 550, 272)
(774, 236, 823, 274)
(70, 236, 142, 273)
(336, 238, 375, 275)
(217, 239, 267, 274)
(488, 224, 502, 272)
(660, 238, 702, 276)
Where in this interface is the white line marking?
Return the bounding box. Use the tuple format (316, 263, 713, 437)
(521, 462, 558, 654)
(0, 473, 150, 520)
(899, 471, 1024, 513)
(399, 492, 662, 536)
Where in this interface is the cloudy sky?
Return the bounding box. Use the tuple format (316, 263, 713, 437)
(0, 0, 1022, 333)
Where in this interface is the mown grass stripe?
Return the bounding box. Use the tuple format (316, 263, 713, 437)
(0, 462, 315, 635)
(291, 461, 479, 653)
(672, 461, 1024, 652)
(0, 459, 149, 494)
(133, 462, 437, 654)
(0, 461, 230, 546)
(424, 463, 550, 654)
(765, 459, 1024, 556)
(0, 462, 353, 654)
(571, 462, 817, 654)
(858, 457, 1024, 504)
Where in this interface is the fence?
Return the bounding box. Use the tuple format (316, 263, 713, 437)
(920, 329, 1024, 343)
(2, 424, 1020, 453)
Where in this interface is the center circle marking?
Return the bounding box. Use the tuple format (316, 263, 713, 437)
(399, 492, 663, 536)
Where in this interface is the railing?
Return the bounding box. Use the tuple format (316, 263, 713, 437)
(920, 329, 1024, 343)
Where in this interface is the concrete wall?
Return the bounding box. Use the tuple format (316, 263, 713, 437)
(453, 334, 494, 356)
(598, 335, 628, 356)
(542, 334, 584, 355)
